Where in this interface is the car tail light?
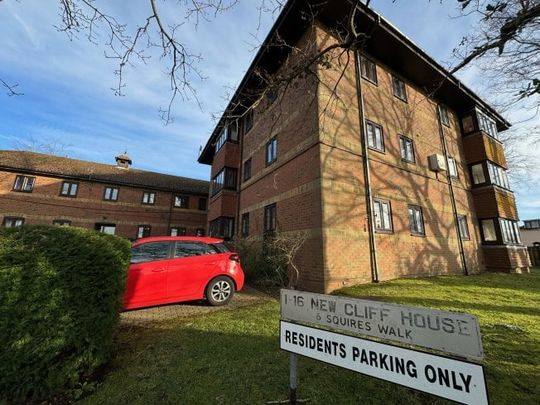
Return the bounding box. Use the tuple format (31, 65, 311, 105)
(229, 254, 240, 262)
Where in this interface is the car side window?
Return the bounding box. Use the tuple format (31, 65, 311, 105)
(211, 243, 231, 253)
(131, 242, 171, 263)
(174, 242, 213, 258)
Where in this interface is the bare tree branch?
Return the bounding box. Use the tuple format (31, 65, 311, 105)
(1, 79, 23, 96)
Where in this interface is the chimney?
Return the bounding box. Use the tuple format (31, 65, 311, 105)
(115, 152, 132, 169)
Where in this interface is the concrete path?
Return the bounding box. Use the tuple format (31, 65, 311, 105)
(120, 286, 274, 327)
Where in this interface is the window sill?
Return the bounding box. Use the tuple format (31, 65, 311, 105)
(401, 158, 416, 165)
(410, 233, 426, 238)
(368, 146, 385, 154)
(362, 76, 378, 86)
(375, 229, 393, 234)
(481, 242, 525, 248)
(393, 94, 408, 103)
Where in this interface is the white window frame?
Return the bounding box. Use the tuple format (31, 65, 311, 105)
(399, 135, 415, 163)
(366, 121, 384, 152)
(373, 199, 392, 232)
(408, 205, 425, 236)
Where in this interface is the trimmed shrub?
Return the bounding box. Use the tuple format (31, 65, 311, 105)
(0, 225, 131, 402)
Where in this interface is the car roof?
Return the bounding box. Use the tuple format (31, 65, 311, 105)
(132, 236, 224, 246)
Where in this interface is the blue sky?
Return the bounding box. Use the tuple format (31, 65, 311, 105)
(1, 0, 538, 220)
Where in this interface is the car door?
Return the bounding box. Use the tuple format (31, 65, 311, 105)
(124, 241, 172, 308)
(167, 241, 221, 300)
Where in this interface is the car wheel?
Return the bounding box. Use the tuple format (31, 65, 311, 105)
(206, 276, 235, 306)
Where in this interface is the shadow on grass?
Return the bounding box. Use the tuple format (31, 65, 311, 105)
(83, 310, 449, 405)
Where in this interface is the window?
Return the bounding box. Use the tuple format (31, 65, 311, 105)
(174, 242, 213, 258)
(266, 137, 278, 166)
(209, 217, 235, 239)
(228, 121, 239, 142)
(196, 228, 205, 236)
(399, 136, 415, 163)
(243, 158, 252, 182)
(174, 195, 189, 208)
(392, 76, 407, 101)
(243, 109, 254, 134)
(13, 175, 35, 192)
(476, 110, 498, 140)
(170, 227, 186, 236)
(241, 213, 250, 237)
(60, 181, 78, 197)
(215, 127, 227, 152)
(447, 156, 458, 178)
(53, 219, 71, 226)
(481, 220, 497, 242)
(198, 197, 207, 211)
(137, 225, 151, 239)
(267, 87, 278, 105)
(500, 219, 521, 244)
(439, 105, 450, 127)
(471, 164, 486, 185)
(373, 199, 392, 232)
(103, 187, 119, 201)
(264, 204, 277, 233)
(142, 191, 156, 205)
(487, 161, 510, 189)
(408, 205, 425, 236)
(215, 122, 239, 153)
(3, 217, 24, 227)
(481, 218, 521, 244)
(366, 121, 384, 152)
(360, 56, 377, 84)
(457, 215, 470, 240)
(211, 167, 237, 196)
(95, 223, 116, 235)
(131, 241, 171, 263)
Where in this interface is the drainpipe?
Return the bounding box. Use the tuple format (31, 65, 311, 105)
(354, 51, 379, 283)
(166, 192, 174, 235)
(436, 108, 468, 275)
(236, 120, 244, 239)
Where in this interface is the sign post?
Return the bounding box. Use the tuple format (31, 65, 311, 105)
(278, 289, 488, 404)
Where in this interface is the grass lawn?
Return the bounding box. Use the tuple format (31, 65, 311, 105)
(83, 269, 540, 405)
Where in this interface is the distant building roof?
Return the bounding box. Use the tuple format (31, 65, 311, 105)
(0, 150, 209, 195)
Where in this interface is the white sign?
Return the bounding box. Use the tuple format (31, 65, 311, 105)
(281, 289, 483, 360)
(281, 321, 488, 405)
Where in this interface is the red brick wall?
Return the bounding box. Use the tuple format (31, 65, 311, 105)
(0, 170, 208, 239)
(483, 245, 531, 272)
(236, 26, 325, 290)
(316, 23, 483, 292)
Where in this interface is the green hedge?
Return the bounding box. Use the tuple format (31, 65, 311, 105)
(0, 225, 131, 402)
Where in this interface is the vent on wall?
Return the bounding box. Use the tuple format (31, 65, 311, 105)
(428, 154, 447, 172)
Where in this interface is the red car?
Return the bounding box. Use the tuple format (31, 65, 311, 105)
(123, 236, 244, 310)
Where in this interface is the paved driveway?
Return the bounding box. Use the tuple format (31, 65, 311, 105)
(120, 286, 273, 326)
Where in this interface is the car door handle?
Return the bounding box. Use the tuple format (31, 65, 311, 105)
(151, 268, 166, 272)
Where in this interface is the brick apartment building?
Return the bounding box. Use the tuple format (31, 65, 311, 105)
(521, 219, 540, 247)
(198, 0, 531, 292)
(0, 150, 209, 239)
